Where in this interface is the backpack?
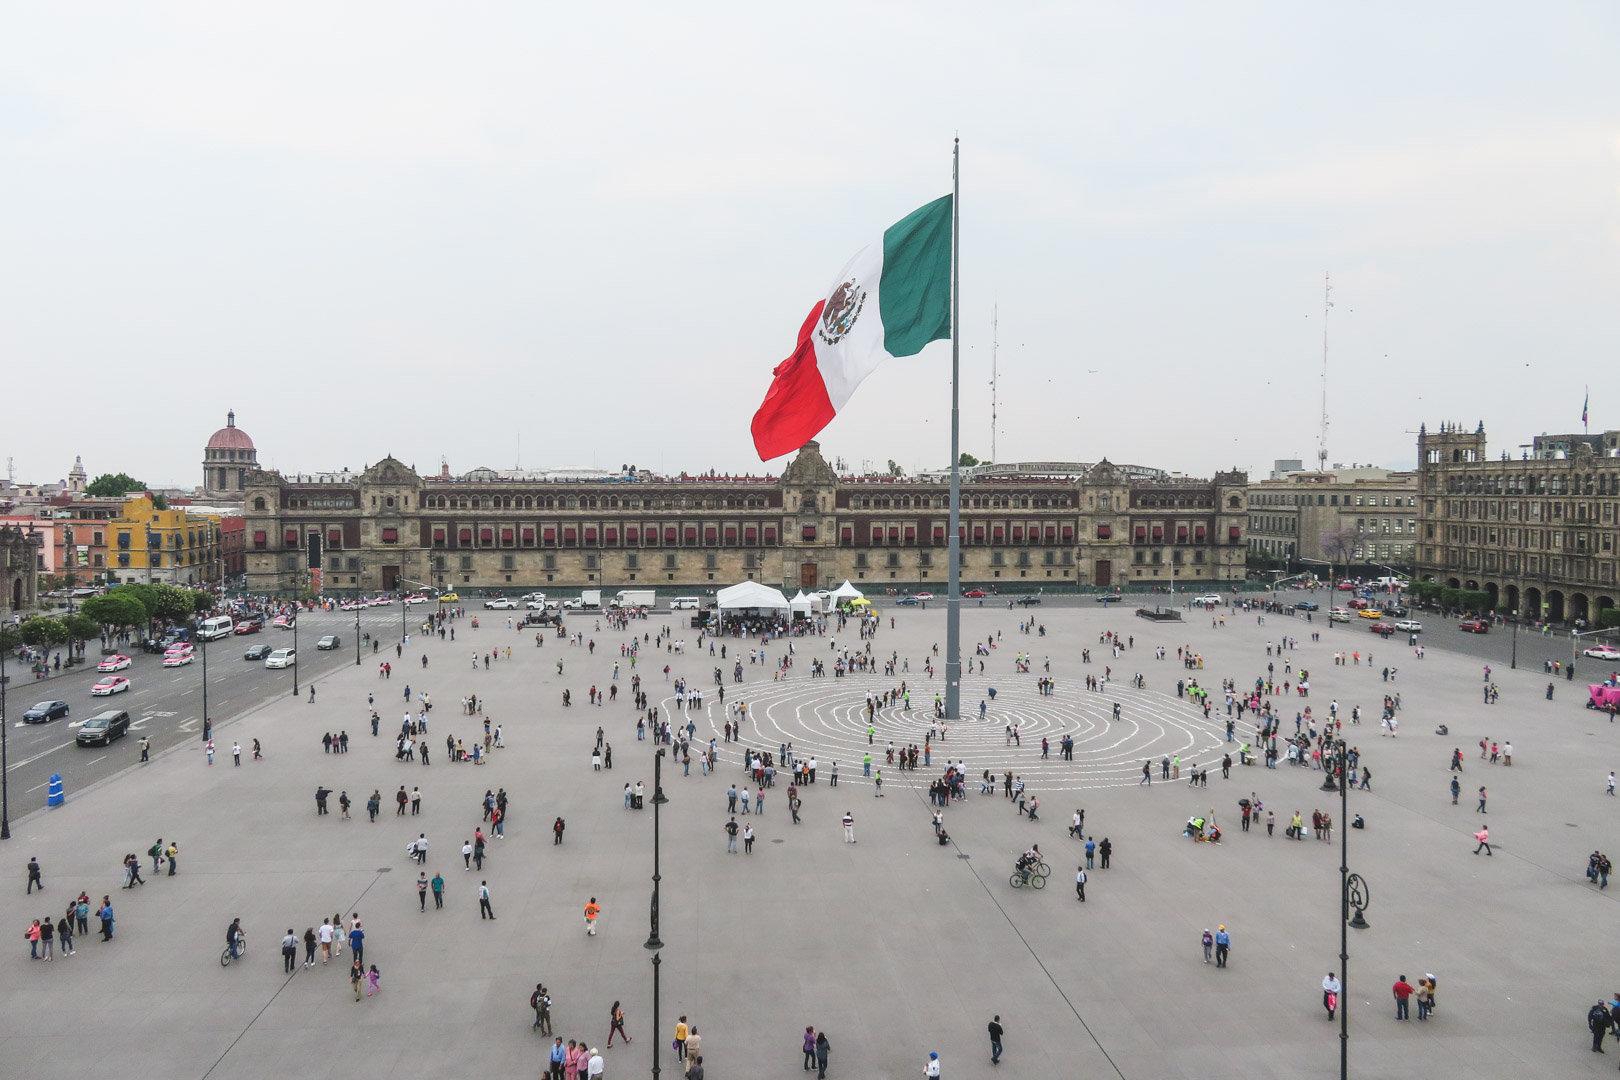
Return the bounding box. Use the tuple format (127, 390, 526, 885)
(147, 843, 160, 858)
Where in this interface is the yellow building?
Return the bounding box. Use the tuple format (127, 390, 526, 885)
(110, 495, 223, 586)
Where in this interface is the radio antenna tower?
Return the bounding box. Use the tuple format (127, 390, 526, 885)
(1318, 272, 1332, 472)
(989, 304, 999, 463)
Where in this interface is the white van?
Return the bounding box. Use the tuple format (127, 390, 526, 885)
(670, 597, 701, 610)
(198, 615, 235, 641)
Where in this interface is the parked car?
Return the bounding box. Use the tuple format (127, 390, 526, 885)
(244, 643, 274, 661)
(316, 635, 341, 650)
(77, 710, 131, 745)
(23, 700, 69, 723)
(963, 589, 986, 598)
(97, 654, 132, 672)
(1583, 644, 1620, 661)
(265, 648, 297, 668)
(1458, 619, 1490, 634)
(1095, 593, 1123, 603)
(483, 597, 518, 610)
(896, 596, 920, 606)
(90, 675, 131, 695)
(561, 599, 584, 610)
(1394, 620, 1424, 633)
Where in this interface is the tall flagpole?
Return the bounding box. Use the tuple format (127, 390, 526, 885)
(945, 138, 962, 722)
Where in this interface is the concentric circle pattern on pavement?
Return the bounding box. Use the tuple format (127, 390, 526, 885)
(662, 673, 1234, 792)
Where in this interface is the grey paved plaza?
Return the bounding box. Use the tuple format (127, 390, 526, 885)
(1, 598, 1617, 1079)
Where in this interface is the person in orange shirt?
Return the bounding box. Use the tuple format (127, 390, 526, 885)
(584, 897, 600, 936)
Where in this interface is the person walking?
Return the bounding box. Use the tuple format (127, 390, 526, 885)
(350, 956, 365, 1001)
(1074, 866, 1086, 902)
(1323, 972, 1341, 1019)
(1591, 1000, 1612, 1053)
(583, 897, 600, 935)
(743, 822, 755, 853)
(1202, 929, 1214, 963)
(1214, 925, 1231, 967)
(725, 817, 739, 853)
(533, 985, 553, 1033)
(431, 872, 445, 909)
(988, 1015, 1004, 1065)
(924, 1051, 941, 1079)
(803, 1026, 818, 1071)
(417, 873, 429, 910)
(479, 881, 495, 919)
(348, 919, 365, 966)
(302, 927, 317, 968)
(1476, 786, 1488, 813)
(674, 1016, 688, 1062)
(814, 1031, 830, 1078)
(1473, 826, 1492, 855)
(843, 811, 855, 843)
(282, 928, 298, 972)
(318, 918, 334, 964)
(607, 1000, 631, 1046)
(26, 857, 43, 894)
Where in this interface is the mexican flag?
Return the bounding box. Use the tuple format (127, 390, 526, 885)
(750, 195, 953, 460)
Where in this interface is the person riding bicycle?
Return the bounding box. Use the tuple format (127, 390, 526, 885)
(1015, 846, 1042, 882)
(225, 918, 244, 959)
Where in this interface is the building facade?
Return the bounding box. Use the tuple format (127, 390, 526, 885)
(242, 443, 1249, 596)
(1414, 423, 1620, 624)
(1246, 467, 1419, 576)
(1, 526, 42, 614)
(108, 495, 224, 587)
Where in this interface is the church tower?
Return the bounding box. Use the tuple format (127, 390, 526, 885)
(203, 410, 259, 501)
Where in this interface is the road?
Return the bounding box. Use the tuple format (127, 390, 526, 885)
(2, 603, 439, 809)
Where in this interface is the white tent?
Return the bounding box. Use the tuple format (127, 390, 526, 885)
(789, 590, 818, 614)
(716, 581, 792, 611)
(829, 580, 864, 601)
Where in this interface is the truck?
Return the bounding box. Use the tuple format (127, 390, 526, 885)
(580, 589, 602, 610)
(612, 589, 656, 610)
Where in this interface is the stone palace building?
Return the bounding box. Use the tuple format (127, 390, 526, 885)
(241, 442, 1249, 597)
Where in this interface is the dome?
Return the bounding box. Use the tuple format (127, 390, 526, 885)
(207, 410, 255, 452)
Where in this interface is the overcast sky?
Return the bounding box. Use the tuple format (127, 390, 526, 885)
(3, 4, 1617, 489)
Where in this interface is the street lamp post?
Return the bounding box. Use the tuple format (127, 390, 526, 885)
(645, 747, 669, 1080)
(1, 637, 10, 839)
(1321, 737, 1370, 1080)
(292, 609, 300, 697)
(199, 624, 210, 741)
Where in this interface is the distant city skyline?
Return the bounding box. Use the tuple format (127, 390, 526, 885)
(3, 6, 1616, 486)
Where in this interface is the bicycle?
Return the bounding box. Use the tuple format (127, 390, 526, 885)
(1009, 869, 1046, 890)
(220, 933, 247, 967)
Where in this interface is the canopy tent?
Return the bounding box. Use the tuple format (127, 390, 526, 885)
(829, 580, 864, 601)
(848, 596, 872, 607)
(789, 590, 819, 614)
(716, 581, 792, 611)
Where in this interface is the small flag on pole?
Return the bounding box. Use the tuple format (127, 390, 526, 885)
(1583, 387, 1589, 431)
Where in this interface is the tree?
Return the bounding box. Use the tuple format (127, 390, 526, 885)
(191, 590, 217, 616)
(64, 613, 102, 650)
(886, 460, 905, 477)
(18, 616, 70, 653)
(1599, 608, 1620, 631)
(81, 592, 147, 633)
(150, 585, 198, 624)
(152, 493, 169, 510)
(958, 453, 980, 467)
(84, 472, 147, 499)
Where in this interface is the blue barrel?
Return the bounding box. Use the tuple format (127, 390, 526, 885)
(47, 773, 64, 807)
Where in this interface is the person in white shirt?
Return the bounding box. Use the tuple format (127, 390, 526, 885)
(1323, 972, 1342, 1018)
(587, 1048, 605, 1079)
(924, 1051, 941, 1078)
(318, 920, 334, 964)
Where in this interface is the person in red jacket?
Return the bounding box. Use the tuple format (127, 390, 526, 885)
(1392, 975, 1415, 1021)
